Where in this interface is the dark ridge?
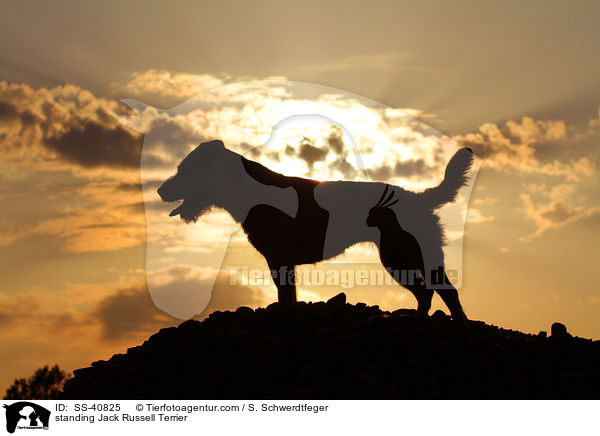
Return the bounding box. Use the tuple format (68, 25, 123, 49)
(61, 294, 600, 399)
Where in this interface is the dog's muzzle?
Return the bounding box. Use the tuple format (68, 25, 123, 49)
(158, 177, 185, 216)
(157, 177, 181, 201)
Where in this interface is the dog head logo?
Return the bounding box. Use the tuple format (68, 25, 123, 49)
(119, 80, 480, 320)
(3, 402, 50, 434)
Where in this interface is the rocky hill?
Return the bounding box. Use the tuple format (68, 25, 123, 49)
(61, 294, 600, 399)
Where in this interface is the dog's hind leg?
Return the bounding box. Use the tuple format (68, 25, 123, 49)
(423, 247, 467, 324)
(434, 272, 467, 324)
(408, 284, 434, 316)
(268, 262, 298, 304)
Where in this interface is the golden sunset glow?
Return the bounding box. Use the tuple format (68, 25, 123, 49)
(0, 1, 599, 397)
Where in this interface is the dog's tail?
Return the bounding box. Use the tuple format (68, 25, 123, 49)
(421, 147, 474, 209)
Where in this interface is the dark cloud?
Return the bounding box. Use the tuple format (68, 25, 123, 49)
(116, 182, 142, 192)
(457, 136, 497, 159)
(78, 223, 126, 230)
(393, 158, 428, 177)
(125, 201, 146, 213)
(327, 128, 345, 154)
(0, 296, 85, 334)
(405, 119, 437, 139)
(329, 157, 357, 179)
(369, 165, 392, 181)
(541, 201, 578, 224)
(298, 139, 328, 170)
(0, 100, 19, 120)
(142, 179, 164, 191)
(93, 286, 175, 341)
(51, 312, 82, 331)
(265, 150, 281, 162)
(44, 120, 142, 168)
(246, 146, 262, 159)
(367, 158, 432, 181)
(20, 110, 38, 127)
(0, 82, 149, 170)
(145, 116, 203, 155)
(0, 311, 15, 325)
(284, 145, 295, 156)
(455, 117, 572, 164)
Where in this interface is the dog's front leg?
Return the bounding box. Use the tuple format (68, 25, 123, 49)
(268, 263, 298, 304)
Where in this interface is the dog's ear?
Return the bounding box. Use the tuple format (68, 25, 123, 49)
(192, 139, 225, 153)
(203, 139, 225, 149)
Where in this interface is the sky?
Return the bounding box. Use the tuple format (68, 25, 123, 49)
(0, 0, 599, 393)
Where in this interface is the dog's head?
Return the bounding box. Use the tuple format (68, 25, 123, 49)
(158, 139, 231, 223)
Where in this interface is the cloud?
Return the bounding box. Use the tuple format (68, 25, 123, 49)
(454, 116, 595, 180)
(44, 120, 142, 168)
(473, 197, 498, 206)
(454, 111, 600, 239)
(0, 290, 97, 337)
(139, 114, 206, 169)
(519, 184, 600, 240)
(0, 270, 267, 343)
(194, 275, 269, 319)
(520, 197, 600, 241)
(116, 182, 141, 192)
(297, 140, 328, 171)
(92, 285, 175, 341)
(0, 295, 40, 327)
(504, 116, 567, 144)
(326, 126, 345, 154)
(1, 78, 479, 269)
(143, 263, 269, 320)
(29, 181, 146, 253)
(466, 208, 495, 224)
(369, 165, 391, 181)
(588, 108, 600, 133)
(368, 158, 433, 182)
(0, 81, 142, 170)
(114, 70, 225, 101)
(392, 158, 430, 177)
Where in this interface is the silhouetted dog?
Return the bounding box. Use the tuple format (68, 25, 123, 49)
(158, 140, 473, 321)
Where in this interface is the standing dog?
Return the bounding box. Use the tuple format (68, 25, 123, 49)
(158, 140, 474, 321)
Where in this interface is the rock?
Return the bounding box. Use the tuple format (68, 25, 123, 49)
(551, 322, 571, 339)
(431, 310, 450, 322)
(60, 302, 600, 400)
(393, 308, 417, 316)
(326, 292, 346, 306)
(266, 302, 280, 311)
(236, 306, 254, 314)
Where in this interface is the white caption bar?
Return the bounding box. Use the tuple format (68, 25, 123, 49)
(0, 400, 596, 436)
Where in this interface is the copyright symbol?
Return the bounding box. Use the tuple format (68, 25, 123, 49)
(136, 404, 144, 411)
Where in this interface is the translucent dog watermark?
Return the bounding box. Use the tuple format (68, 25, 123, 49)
(119, 80, 480, 319)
